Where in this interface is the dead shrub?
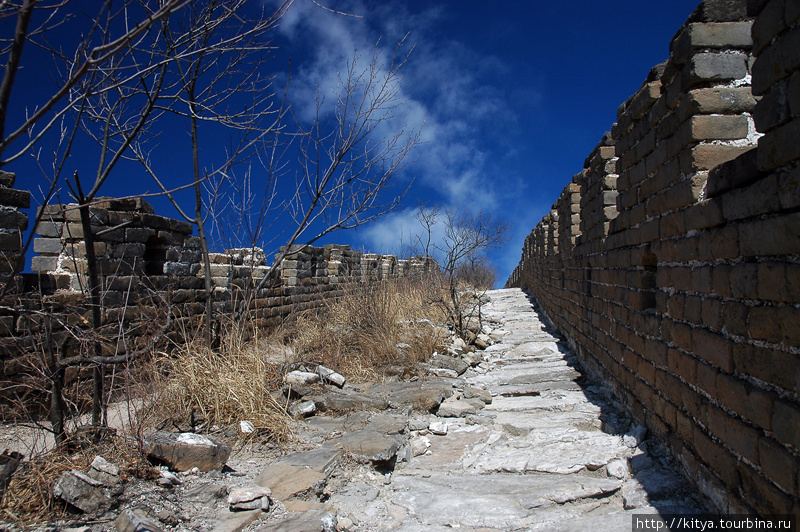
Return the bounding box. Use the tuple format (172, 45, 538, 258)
(291, 276, 447, 382)
(0, 431, 154, 527)
(151, 318, 291, 443)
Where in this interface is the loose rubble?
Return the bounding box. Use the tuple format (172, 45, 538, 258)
(15, 288, 707, 531)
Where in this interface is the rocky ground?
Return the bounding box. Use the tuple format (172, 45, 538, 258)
(4, 288, 707, 532)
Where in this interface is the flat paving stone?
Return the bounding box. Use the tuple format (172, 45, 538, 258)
(327, 288, 705, 530)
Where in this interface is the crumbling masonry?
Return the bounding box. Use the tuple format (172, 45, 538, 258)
(507, 0, 799, 517)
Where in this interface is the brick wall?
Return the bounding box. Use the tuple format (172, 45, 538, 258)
(507, 0, 799, 516)
(0, 196, 435, 410)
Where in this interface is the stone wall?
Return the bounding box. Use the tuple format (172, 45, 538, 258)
(506, 0, 799, 516)
(0, 196, 435, 407)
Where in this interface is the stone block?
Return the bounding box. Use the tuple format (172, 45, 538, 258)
(125, 227, 157, 242)
(754, 78, 792, 133)
(687, 0, 748, 23)
(722, 173, 781, 220)
(757, 118, 800, 171)
(681, 87, 757, 120)
(690, 114, 750, 141)
(32, 237, 63, 255)
(739, 212, 800, 256)
(751, 0, 787, 54)
(0, 208, 27, 231)
(671, 21, 753, 64)
(0, 187, 30, 209)
(0, 231, 21, 252)
(31, 255, 58, 272)
(144, 432, 231, 472)
(772, 398, 800, 450)
(752, 25, 800, 95)
(687, 52, 749, 87)
(0, 171, 15, 188)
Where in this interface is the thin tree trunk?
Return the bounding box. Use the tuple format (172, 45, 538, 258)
(74, 174, 105, 427)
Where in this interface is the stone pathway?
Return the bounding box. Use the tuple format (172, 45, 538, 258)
(325, 288, 705, 531)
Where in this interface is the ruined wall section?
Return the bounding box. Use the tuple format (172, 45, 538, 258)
(507, 0, 799, 516)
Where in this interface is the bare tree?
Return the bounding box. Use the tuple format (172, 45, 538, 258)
(411, 204, 508, 336)
(203, 39, 421, 316)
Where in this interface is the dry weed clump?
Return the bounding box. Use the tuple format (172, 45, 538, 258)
(292, 276, 448, 382)
(0, 432, 153, 526)
(152, 320, 291, 442)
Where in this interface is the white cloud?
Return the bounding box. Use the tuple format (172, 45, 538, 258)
(265, 0, 525, 211)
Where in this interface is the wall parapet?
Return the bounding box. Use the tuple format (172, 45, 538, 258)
(507, 0, 799, 517)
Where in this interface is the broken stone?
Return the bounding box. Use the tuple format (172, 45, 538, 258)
(316, 365, 346, 387)
(630, 448, 654, 472)
(621, 479, 649, 510)
(145, 432, 231, 472)
(228, 486, 271, 511)
(288, 400, 317, 418)
(461, 352, 483, 367)
(115, 507, 164, 532)
(474, 334, 492, 349)
(158, 470, 182, 486)
(210, 509, 264, 532)
(606, 459, 630, 479)
(462, 386, 492, 404)
(430, 353, 468, 375)
(87, 456, 120, 486)
(285, 371, 320, 386)
(240, 420, 255, 434)
(183, 483, 229, 503)
(428, 421, 448, 435)
(364, 413, 407, 435)
(54, 470, 115, 514)
(254, 463, 327, 500)
(363, 381, 453, 412)
(278, 447, 342, 476)
(623, 424, 647, 447)
(307, 389, 389, 413)
(407, 419, 429, 431)
(437, 396, 477, 418)
(337, 430, 399, 463)
(428, 368, 459, 378)
(409, 435, 431, 456)
(258, 510, 337, 532)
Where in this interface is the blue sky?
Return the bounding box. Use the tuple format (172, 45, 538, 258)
(264, 0, 702, 283)
(15, 0, 702, 283)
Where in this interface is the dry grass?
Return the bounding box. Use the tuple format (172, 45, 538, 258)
(150, 320, 292, 443)
(291, 276, 448, 382)
(0, 432, 154, 527)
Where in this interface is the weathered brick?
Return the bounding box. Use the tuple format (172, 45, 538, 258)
(693, 327, 733, 371)
(688, 52, 749, 87)
(757, 117, 800, 171)
(722, 173, 781, 220)
(707, 406, 760, 464)
(739, 212, 800, 256)
(778, 164, 800, 210)
(758, 436, 799, 496)
(773, 398, 800, 450)
(0, 188, 31, 209)
(722, 300, 750, 336)
(752, 0, 788, 54)
(681, 87, 758, 118)
(672, 22, 754, 65)
(0, 231, 21, 252)
(0, 208, 27, 231)
(754, 78, 792, 133)
(752, 24, 800, 95)
(31, 255, 58, 272)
